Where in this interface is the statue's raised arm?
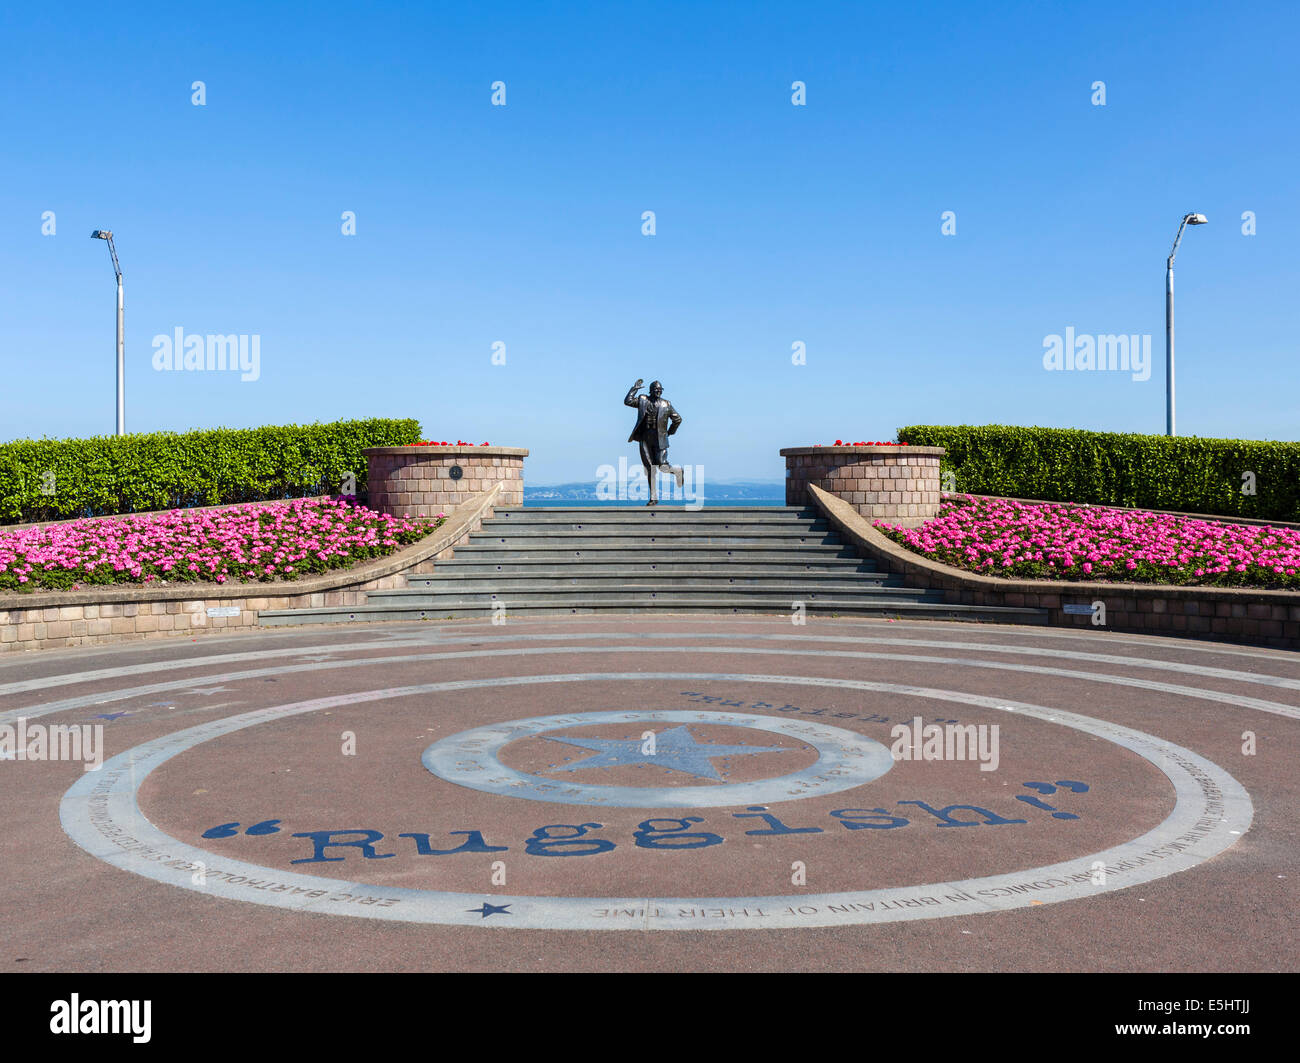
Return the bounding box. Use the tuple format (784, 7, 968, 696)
(624, 379, 644, 407)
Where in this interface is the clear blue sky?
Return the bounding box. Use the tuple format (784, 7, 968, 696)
(2, 1, 1296, 483)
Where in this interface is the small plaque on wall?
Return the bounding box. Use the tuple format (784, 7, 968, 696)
(449, 465, 463, 480)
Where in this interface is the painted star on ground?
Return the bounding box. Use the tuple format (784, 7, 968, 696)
(542, 724, 790, 782)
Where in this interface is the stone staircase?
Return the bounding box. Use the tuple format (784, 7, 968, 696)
(258, 506, 1048, 627)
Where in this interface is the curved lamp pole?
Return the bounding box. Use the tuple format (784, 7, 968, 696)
(91, 229, 124, 436)
(1165, 212, 1207, 437)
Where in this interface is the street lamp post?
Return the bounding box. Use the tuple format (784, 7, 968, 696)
(91, 230, 125, 436)
(1165, 212, 1207, 437)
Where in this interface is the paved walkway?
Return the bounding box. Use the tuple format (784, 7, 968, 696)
(2, 617, 1295, 971)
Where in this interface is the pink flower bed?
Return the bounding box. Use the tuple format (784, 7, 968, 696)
(877, 496, 1300, 590)
(0, 498, 445, 593)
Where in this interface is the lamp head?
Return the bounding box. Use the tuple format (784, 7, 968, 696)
(1185, 213, 1208, 225)
(90, 230, 112, 239)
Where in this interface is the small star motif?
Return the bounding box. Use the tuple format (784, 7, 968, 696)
(468, 902, 512, 919)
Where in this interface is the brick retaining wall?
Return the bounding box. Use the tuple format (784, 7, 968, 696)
(810, 485, 1300, 651)
(0, 485, 505, 655)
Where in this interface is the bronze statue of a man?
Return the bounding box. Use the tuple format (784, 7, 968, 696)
(624, 378, 684, 506)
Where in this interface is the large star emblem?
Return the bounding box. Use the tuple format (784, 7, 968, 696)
(543, 724, 790, 782)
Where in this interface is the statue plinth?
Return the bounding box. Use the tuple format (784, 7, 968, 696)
(364, 446, 528, 518)
(780, 445, 946, 527)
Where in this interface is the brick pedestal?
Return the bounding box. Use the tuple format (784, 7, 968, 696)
(364, 446, 527, 518)
(781, 445, 945, 526)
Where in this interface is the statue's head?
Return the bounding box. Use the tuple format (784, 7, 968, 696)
(649, 381, 664, 400)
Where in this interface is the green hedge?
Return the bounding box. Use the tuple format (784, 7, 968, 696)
(896, 424, 1300, 523)
(0, 418, 421, 525)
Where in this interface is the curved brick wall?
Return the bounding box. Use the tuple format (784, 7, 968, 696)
(781, 445, 946, 526)
(365, 446, 527, 517)
(811, 485, 1300, 651)
(0, 486, 504, 654)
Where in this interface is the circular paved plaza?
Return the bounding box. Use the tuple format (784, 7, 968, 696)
(2, 617, 1296, 971)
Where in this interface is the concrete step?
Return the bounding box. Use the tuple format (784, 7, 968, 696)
(369, 583, 938, 605)
(258, 598, 1050, 625)
(498, 506, 803, 516)
(484, 509, 820, 521)
(403, 570, 894, 589)
(465, 532, 844, 548)
(479, 519, 832, 534)
(486, 510, 814, 519)
(453, 543, 858, 558)
(427, 558, 879, 576)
